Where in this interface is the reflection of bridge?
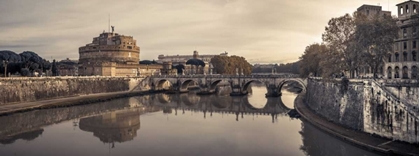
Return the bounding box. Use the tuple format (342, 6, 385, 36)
(147, 74, 306, 97)
(140, 93, 294, 121)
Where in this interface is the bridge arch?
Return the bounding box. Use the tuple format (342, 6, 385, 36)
(180, 79, 198, 90)
(154, 79, 173, 90)
(210, 80, 224, 90)
(277, 78, 306, 93)
(242, 80, 265, 91)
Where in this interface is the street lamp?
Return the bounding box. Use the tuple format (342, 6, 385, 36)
(2, 60, 8, 77)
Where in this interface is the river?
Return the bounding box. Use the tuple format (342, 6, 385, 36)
(0, 86, 380, 156)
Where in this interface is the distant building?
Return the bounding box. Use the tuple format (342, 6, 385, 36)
(357, 4, 391, 18)
(157, 51, 227, 64)
(385, 0, 419, 79)
(157, 51, 225, 74)
(78, 29, 163, 76)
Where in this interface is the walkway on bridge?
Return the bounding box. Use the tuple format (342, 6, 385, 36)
(295, 95, 418, 156)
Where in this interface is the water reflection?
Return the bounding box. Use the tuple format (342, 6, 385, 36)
(141, 92, 292, 123)
(0, 87, 379, 156)
(79, 109, 141, 143)
(299, 121, 380, 156)
(0, 129, 44, 145)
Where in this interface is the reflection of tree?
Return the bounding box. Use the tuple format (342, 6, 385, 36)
(79, 109, 141, 143)
(0, 129, 44, 144)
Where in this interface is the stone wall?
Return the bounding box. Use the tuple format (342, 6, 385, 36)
(306, 78, 419, 143)
(0, 77, 146, 105)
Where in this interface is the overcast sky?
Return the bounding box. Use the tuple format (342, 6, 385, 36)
(0, 0, 407, 64)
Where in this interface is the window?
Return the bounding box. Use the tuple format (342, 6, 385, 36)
(406, 5, 410, 13)
(128, 52, 131, 57)
(367, 10, 370, 15)
(387, 67, 392, 79)
(403, 66, 409, 79)
(388, 54, 392, 62)
(404, 42, 407, 49)
(395, 52, 400, 62)
(403, 28, 407, 38)
(127, 46, 132, 49)
(414, 28, 418, 36)
(401, 6, 404, 14)
(403, 52, 408, 61)
(412, 66, 418, 79)
(395, 66, 400, 78)
(413, 51, 417, 61)
(414, 4, 418, 13)
(414, 41, 417, 49)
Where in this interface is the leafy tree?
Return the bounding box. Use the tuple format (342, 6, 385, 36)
(354, 13, 399, 77)
(210, 55, 252, 75)
(299, 43, 328, 77)
(322, 13, 359, 78)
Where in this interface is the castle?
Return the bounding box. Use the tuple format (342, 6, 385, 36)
(78, 29, 161, 76)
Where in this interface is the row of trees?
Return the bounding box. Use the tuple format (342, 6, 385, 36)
(210, 55, 252, 75)
(299, 12, 399, 78)
(0, 50, 59, 76)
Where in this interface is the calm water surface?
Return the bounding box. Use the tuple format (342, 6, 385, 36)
(0, 86, 379, 156)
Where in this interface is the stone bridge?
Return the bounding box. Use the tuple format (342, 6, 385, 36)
(148, 74, 307, 97)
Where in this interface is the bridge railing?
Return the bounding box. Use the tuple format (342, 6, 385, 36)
(151, 74, 300, 79)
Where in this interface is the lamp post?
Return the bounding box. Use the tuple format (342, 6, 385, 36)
(2, 60, 8, 77)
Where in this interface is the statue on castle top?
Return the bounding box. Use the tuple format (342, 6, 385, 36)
(111, 26, 115, 33)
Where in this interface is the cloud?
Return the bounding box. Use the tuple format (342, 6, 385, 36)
(0, 0, 403, 63)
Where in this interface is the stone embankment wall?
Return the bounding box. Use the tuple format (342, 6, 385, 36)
(306, 78, 419, 143)
(0, 77, 147, 105)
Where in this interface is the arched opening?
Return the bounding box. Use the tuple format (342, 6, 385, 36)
(278, 80, 306, 93)
(210, 80, 223, 90)
(395, 66, 400, 78)
(401, 6, 404, 15)
(413, 51, 417, 61)
(387, 67, 392, 79)
(403, 66, 409, 79)
(242, 80, 264, 93)
(156, 79, 172, 90)
(414, 4, 417, 13)
(181, 80, 198, 90)
(395, 52, 400, 62)
(403, 52, 408, 61)
(277, 80, 306, 109)
(243, 80, 267, 108)
(412, 66, 418, 79)
(406, 5, 410, 13)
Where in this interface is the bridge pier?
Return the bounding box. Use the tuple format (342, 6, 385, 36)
(265, 84, 281, 97)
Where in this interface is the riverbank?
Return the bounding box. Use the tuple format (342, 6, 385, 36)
(295, 93, 419, 156)
(0, 90, 161, 116)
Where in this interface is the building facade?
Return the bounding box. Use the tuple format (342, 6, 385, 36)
(385, 0, 419, 79)
(78, 30, 148, 76)
(157, 51, 224, 75)
(357, 5, 391, 18)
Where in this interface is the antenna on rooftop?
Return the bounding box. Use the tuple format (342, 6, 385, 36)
(108, 14, 110, 32)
